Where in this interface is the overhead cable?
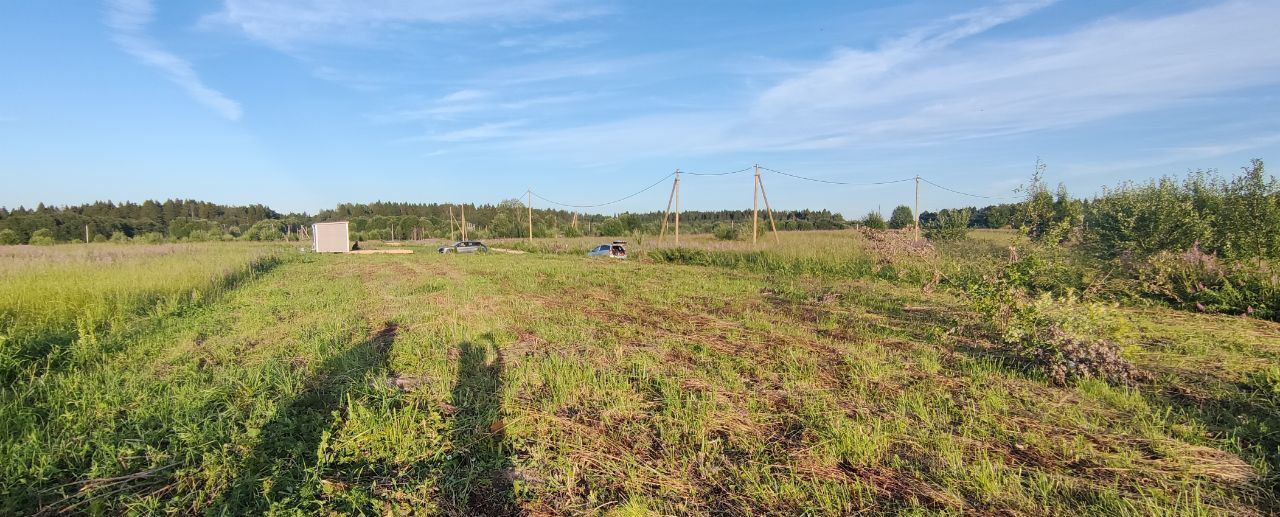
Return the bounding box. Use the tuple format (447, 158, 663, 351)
(758, 165, 914, 186)
(919, 178, 1011, 200)
(683, 166, 753, 176)
(529, 172, 676, 208)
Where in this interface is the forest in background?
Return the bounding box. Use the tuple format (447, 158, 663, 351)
(2, 159, 1276, 265)
(0, 198, 853, 244)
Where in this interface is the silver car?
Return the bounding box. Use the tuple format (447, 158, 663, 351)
(587, 241, 627, 259)
(438, 240, 489, 253)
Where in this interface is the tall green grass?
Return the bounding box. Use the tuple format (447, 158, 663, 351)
(0, 243, 286, 382)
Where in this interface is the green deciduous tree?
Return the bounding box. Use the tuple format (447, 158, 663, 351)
(888, 205, 914, 229)
(861, 211, 886, 230)
(599, 217, 626, 236)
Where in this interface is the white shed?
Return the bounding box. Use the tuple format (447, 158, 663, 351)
(312, 221, 350, 253)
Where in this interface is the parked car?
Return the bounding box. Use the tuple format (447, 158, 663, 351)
(438, 240, 489, 253)
(587, 241, 627, 259)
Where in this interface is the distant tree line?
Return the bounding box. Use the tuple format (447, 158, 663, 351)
(0, 200, 282, 245)
(4, 159, 1274, 255)
(0, 197, 852, 244)
(317, 202, 850, 241)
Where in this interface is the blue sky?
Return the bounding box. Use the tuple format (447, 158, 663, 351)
(1, 0, 1278, 216)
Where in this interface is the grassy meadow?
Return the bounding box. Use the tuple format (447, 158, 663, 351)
(1, 233, 1277, 515)
(0, 243, 286, 384)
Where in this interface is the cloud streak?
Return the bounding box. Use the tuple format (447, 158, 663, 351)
(451, 0, 1280, 162)
(206, 0, 609, 49)
(395, 120, 529, 143)
(378, 90, 596, 122)
(748, 0, 1280, 148)
(106, 0, 242, 120)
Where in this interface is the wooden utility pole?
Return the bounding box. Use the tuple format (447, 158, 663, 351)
(753, 164, 761, 245)
(757, 172, 780, 244)
(571, 211, 578, 230)
(460, 205, 468, 240)
(84, 224, 89, 243)
(527, 190, 534, 244)
(449, 206, 457, 240)
(660, 170, 679, 243)
(674, 170, 681, 244)
(914, 175, 921, 241)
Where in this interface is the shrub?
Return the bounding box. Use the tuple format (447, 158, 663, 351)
(110, 231, 129, 243)
(28, 228, 55, 245)
(888, 205, 914, 230)
(965, 254, 1144, 385)
(187, 230, 218, 242)
(1213, 159, 1280, 259)
(861, 212, 886, 230)
(0, 229, 18, 245)
(598, 218, 626, 237)
(136, 232, 164, 244)
(925, 208, 971, 241)
(1085, 177, 1211, 258)
(712, 223, 741, 241)
(167, 217, 221, 240)
(1130, 244, 1278, 320)
(245, 219, 285, 241)
(1084, 159, 1279, 260)
(1017, 159, 1082, 244)
(92, 234, 108, 243)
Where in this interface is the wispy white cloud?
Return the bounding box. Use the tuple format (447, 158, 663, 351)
(311, 65, 396, 92)
(497, 31, 606, 54)
(204, 0, 610, 49)
(396, 120, 528, 143)
(482, 55, 659, 86)
(753, 0, 1059, 118)
(106, 0, 242, 120)
(376, 90, 594, 123)
(463, 1, 1280, 161)
(750, 0, 1280, 148)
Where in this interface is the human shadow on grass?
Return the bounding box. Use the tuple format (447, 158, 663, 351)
(209, 322, 396, 514)
(439, 335, 516, 516)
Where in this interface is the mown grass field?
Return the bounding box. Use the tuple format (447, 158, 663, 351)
(1, 233, 1277, 515)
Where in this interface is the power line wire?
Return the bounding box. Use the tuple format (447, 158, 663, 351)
(530, 172, 676, 209)
(758, 165, 914, 186)
(919, 178, 1014, 200)
(683, 166, 753, 176)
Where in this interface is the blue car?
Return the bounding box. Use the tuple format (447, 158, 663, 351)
(587, 241, 627, 259)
